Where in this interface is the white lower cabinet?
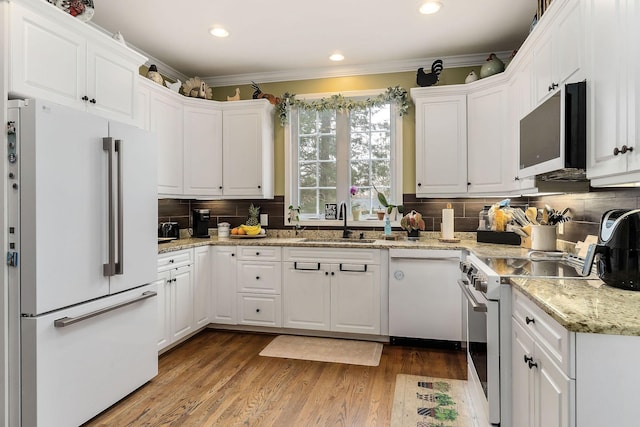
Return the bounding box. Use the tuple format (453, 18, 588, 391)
(236, 246, 282, 327)
(193, 246, 211, 328)
(511, 289, 575, 427)
(156, 249, 194, 351)
(283, 248, 381, 335)
(211, 246, 237, 324)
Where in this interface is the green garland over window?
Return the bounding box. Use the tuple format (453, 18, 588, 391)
(276, 86, 409, 126)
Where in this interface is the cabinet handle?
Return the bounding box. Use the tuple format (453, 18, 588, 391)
(514, 176, 520, 181)
(219, 186, 223, 189)
(256, 251, 260, 256)
(256, 308, 260, 313)
(467, 182, 471, 186)
(528, 360, 538, 369)
(90, 98, 97, 104)
(258, 185, 261, 189)
(81, 95, 89, 101)
(231, 253, 235, 257)
(255, 276, 260, 280)
(325, 271, 329, 276)
(417, 182, 422, 187)
(548, 83, 559, 92)
(331, 272, 335, 276)
(525, 316, 535, 325)
(614, 145, 634, 156)
(339, 264, 367, 272)
(524, 355, 534, 364)
(294, 262, 320, 271)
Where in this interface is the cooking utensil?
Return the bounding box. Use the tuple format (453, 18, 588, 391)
(526, 207, 538, 225)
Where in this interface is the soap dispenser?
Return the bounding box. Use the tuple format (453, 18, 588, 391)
(384, 214, 392, 236)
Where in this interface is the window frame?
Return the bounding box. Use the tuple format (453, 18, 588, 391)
(284, 89, 403, 227)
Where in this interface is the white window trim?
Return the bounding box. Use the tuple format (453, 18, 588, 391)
(284, 89, 403, 227)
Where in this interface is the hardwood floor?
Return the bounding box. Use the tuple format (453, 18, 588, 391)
(83, 330, 467, 426)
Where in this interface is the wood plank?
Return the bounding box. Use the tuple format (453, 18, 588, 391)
(83, 330, 466, 426)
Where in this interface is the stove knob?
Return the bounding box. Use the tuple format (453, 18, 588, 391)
(476, 279, 488, 293)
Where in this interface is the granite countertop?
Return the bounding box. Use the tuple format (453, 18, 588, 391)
(157, 230, 639, 337)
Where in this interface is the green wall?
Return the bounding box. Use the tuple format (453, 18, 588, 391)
(212, 66, 479, 196)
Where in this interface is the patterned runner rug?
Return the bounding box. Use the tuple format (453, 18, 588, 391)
(391, 374, 476, 427)
(259, 335, 383, 366)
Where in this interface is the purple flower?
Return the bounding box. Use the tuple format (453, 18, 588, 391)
(349, 185, 358, 196)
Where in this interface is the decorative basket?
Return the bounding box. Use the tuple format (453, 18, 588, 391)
(54, 0, 95, 23)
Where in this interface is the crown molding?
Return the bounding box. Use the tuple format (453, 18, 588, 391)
(202, 51, 513, 87)
(86, 24, 511, 87)
(88, 22, 189, 83)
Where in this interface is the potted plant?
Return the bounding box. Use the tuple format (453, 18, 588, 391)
(373, 185, 404, 220)
(400, 210, 426, 240)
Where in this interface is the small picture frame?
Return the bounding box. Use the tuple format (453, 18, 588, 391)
(324, 203, 337, 220)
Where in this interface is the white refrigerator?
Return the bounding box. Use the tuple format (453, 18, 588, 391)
(7, 99, 158, 427)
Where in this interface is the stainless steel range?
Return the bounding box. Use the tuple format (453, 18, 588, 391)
(459, 252, 590, 426)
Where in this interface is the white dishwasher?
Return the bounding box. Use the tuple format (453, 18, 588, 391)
(389, 249, 463, 344)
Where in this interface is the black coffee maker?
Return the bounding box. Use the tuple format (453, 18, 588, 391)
(192, 209, 210, 238)
(582, 209, 640, 290)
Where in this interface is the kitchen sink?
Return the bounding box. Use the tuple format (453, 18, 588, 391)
(300, 238, 377, 244)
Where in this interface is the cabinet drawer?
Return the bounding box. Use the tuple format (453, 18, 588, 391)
(157, 249, 193, 272)
(237, 246, 282, 261)
(237, 261, 281, 293)
(283, 247, 380, 264)
(512, 289, 575, 377)
(237, 294, 281, 327)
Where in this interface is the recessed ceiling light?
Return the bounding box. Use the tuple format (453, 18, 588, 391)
(419, 1, 442, 14)
(329, 53, 344, 62)
(209, 27, 229, 38)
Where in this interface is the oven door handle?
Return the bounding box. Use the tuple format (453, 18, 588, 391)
(457, 279, 488, 312)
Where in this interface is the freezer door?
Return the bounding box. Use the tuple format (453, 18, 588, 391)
(21, 284, 158, 427)
(107, 121, 157, 294)
(20, 100, 110, 315)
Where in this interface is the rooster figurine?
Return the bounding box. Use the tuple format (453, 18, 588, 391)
(146, 64, 164, 86)
(416, 59, 443, 87)
(251, 81, 281, 105)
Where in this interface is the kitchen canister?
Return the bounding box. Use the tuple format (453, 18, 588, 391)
(530, 225, 557, 251)
(217, 222, 230, 237)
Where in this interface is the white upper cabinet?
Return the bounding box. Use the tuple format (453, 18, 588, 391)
(412, 88, 468, 196)
(586, 0, 640, 185)
(532, 0, 584, 105)
(183, 100, 223, 197)
(467, 79, 510, 194)
(8, 0, 144, 125)
(149, 86, 184, 196)
(222, 100, 275, 199)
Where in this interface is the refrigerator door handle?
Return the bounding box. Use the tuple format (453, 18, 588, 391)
(53, 291, 157, 327)
(115, 139, 124, 275)
(103, 137, 115, 277)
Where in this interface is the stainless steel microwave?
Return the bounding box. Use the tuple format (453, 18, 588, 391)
(519, 81, 586, 178)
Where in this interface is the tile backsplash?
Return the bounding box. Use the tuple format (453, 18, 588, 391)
(158, 188, 640, 243)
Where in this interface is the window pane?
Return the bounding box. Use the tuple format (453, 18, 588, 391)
(299, 162, 317, 188)
(318, 110, 336, 133)
(350, 109, 370, 133)
(371, 132, 390, 158)
(319, 161, 337, 187)
(299, 109, 318, 134)
(299, 136, 317, 161)
(370, 105, 391, 131)
(319, 135, 336, 160)
(299, 189, 318, 215)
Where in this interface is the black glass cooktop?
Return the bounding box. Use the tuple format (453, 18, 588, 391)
(478, 255, 588, 279)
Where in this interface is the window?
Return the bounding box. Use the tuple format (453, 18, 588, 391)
(285, 90, 403, 224)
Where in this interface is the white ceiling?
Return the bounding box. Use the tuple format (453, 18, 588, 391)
(91, 0, 536, 85)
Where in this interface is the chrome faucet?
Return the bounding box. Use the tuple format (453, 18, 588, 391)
(339, 201, 352, 239)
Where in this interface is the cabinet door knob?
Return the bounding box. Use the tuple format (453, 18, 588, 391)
(81, 96, 89, 101)
(256, 252, 260, 256)
(231, 253, 235, 257)
(514, 176, 520, 181)
(524, 355, 534, 364)
(548, 83, 559, 92)
(256, 308, 260, 313)
(528, 360, 538, 369)
(331, 272, 335, 276)
(255, 276, 260, 280)
(219, 186, 223, 189)
(90, 98, 97, 104)
(417, 182, 422, 187)
(325, 271, 329, 276)
(258, 185, 261, 189)
(613, 145, 634, 156)
(525, 316, 535, 325)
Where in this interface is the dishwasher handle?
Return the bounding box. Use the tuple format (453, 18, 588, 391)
(457, 279, 487, 312)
